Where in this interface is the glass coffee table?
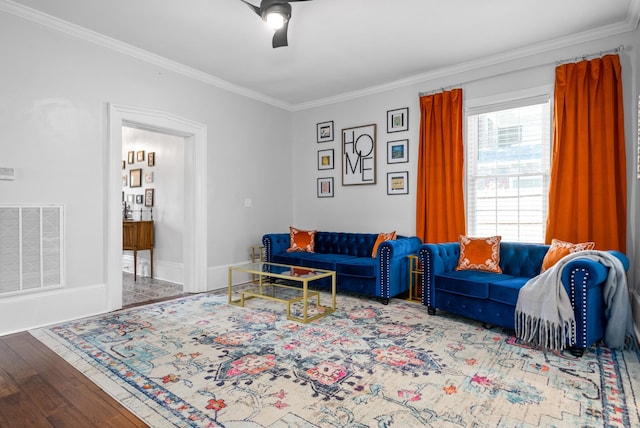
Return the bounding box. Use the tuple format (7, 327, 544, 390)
(228, 262, 336, 323)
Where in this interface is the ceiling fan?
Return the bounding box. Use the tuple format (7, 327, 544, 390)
(239, 0, 312, 48)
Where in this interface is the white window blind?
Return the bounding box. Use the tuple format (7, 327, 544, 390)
(0, 205, 64, 295)
(466, 96, 551, 242)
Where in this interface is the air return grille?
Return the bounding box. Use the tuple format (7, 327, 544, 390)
(0, 205, 63, 295)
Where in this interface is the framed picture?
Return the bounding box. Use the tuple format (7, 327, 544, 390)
(387, 139, 408, 164)
(136, 150, 145, 162)
(127, 151, 134, 164)
(387, 107, 409, 133)
(148, 152, 155, 167)
(342, 124, 376, 185)
(317, 149, 334, 170)
(135, 194, 143, 204)
(387, 171, 409, 195)
(145, 188, 155, 207)
(130, 168, 142, 188)
(122, 174, 128, 187)
(126, 194, 134, 203)
(317, 120, 334, 143)
(145, 171, 154, 183)
(122, 160, 126, 170)
(317, 177, 334, 198)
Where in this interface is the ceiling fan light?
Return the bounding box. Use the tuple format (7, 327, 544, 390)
(265, 11, 286, 29)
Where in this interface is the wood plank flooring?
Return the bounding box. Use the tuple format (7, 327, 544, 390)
(0, 293, 191, 427)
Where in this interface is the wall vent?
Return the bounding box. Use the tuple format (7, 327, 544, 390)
(0, 205, 64, 295)
(0, 167, 15, 180)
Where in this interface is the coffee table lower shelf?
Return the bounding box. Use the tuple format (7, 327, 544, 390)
(228, 262, 336, 323)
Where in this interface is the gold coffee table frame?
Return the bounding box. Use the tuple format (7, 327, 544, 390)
(228, 262, 336, 323)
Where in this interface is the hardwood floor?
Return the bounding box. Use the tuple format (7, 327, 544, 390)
(0, 332, 148, 428)
(0, 281, 191, 427)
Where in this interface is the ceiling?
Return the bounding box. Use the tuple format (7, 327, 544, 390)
(3, 0, 640, 110)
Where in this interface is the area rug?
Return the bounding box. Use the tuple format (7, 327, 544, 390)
(32, 291, 640, 427)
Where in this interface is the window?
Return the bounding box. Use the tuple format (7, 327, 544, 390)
(466, 96, 551, 242)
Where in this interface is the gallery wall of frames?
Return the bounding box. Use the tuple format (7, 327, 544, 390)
(315, 107, 410, 198)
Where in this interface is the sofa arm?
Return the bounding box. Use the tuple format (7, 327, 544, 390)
(418, 243, 459, 309)
(262, 233, 290, 262)
(376, 236, 423, 301)
(559, 250, 629, 350)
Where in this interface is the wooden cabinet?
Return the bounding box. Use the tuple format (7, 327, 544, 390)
(123, 220, 154, 281)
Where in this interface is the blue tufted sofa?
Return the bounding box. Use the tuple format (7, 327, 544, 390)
(419, 241, 629, 355)
(262, 232, 422, 303)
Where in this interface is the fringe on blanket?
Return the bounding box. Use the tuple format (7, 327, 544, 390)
(515, 311, 576, 351)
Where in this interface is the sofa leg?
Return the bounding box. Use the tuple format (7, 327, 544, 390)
(427, 306, 436, 315)
(381, 298, 389, 305)
(568, 346, 585, 358)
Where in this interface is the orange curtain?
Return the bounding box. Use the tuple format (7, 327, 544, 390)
(546, 54, 626, 252)
(416, 89, 466, 243)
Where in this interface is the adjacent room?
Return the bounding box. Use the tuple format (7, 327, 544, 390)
(1, 0, 639, 426)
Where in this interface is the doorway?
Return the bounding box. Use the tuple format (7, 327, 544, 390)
(107, 104, 208, 311)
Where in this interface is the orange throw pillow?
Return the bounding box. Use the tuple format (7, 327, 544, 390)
(286, 227, 316, 253)
(540, 238, 595, 273)
(371, 231, 397, 257)
(456, 235, 502, 273)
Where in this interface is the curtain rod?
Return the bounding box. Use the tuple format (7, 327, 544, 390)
(418, 44, 625, 97)
(555, 44, 624, 66)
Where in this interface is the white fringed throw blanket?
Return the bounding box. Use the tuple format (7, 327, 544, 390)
(515, 250, 633, 351)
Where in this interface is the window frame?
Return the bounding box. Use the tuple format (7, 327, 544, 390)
(464, 87, 553, 243)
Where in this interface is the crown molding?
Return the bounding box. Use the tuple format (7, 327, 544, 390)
(1, 0, 637, 113)
(293, 17, 639, 111)
(0, 0, 293, 111)
(627, 0, 640, 29)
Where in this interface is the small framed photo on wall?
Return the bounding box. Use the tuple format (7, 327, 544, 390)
(317, 177, 334, 198)
(387, 139, 408, 164)
(127, 151, 134, 164)
(317, 149, 334, 170)
(145, 188, 155, 207)
(317, 120, 334, 143)
(135, 194, 143, 204)
(387, 171, 409, 195)
(130, 168, 142, 188)
(148, 152, 155, 167)
(387, 107, 409, 133)
(136, 150, 145, 162)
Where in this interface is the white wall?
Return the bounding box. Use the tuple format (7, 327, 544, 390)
(292, 29, 640, 329)
(0, 11, 293, 334)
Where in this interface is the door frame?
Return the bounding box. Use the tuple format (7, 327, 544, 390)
(107, 103, 208, 310)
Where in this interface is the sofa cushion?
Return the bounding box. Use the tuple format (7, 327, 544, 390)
(488, 277, 530, 305)
(273, 251, 354, 271)
(541, 238, 595, 273)
(435, 270, 507, 299)
(335, 257, 376, 277)
(371, 231, 396, 257)
(287, 227, 316, 253)
(456, 235, 502, 273)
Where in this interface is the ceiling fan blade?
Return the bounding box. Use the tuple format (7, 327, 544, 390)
(239, 0, 261, 16)
(272, 20, 289, 48)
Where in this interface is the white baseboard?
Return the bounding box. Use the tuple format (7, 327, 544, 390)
(0, 283, 108, 336)
(122, 255, 184, 285)
(208, 260, 253, 292)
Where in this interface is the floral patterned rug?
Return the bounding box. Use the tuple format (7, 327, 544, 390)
(32, 291, 640, 427)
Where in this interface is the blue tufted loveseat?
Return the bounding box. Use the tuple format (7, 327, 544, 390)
(262, 232, 422, 303)
(419, 241, 629, 355)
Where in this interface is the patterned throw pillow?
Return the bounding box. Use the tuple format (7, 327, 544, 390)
(286, 227, 316, 253)
(371, 231, 397, 257)
(456, 235, 502, 273)
(540, 238, 595, 273)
